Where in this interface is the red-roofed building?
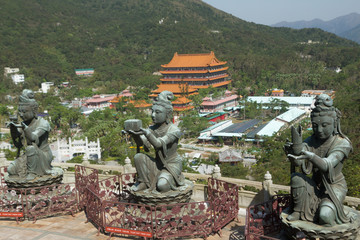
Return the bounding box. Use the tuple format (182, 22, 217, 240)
(201, 94, 239, 113)
(84, 95, 116, 109)
(151, 52, 231, 99)
(109, 90, 151, 111)
(271, 89, 284, 97)
(109, 90, 134, 105)
(301, 90, 335, 98)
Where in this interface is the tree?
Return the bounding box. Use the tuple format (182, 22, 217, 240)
(221, 163, 249, 179)
(179, 110, 209, 138)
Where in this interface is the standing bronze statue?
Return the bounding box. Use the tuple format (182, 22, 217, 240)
(285, 94, 352, 226)
(5, 89, 63, 187)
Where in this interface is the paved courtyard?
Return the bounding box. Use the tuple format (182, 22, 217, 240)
(0, 211, 246, 240)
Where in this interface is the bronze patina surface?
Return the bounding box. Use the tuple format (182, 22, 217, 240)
(283, 94, 360, 239)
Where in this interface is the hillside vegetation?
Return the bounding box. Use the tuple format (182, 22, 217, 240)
(0, 0, 359, 96)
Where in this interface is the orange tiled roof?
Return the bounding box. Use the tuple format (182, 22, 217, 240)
(195, 80, 232, 89)
(151, 84, 198, 94)
(173, 105, 194, 112)
(126, 100, 151, 108)
(160, 70, 208, 74)
(209, 67, 229, 73)
(272, 89, 284, 93)
(109, 96, 122, 103)
(149, 93, 159, 98)
(172, 96, 192, 104)
(161, 51, 227, 68)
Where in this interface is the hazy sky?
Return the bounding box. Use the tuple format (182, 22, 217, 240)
(202, 0, 360, 25)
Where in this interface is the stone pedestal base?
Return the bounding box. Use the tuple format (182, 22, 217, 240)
(4, 167, 64, 189)
(129, 179, 194, 206)
(280, 206, 360, 240)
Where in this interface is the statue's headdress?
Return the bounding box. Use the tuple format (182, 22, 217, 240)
(153, 91, 174, 123)
(311, 94, 336, 116)
(19, 89, 38, 113)
(311, 94, 350, 144)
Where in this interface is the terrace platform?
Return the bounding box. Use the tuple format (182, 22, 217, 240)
(0, 211, 246, 240)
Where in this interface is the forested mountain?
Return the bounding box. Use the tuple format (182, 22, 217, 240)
(272, 13, 360, 43)
(341, 24, 360, 44)
(0, 0, 359, 96)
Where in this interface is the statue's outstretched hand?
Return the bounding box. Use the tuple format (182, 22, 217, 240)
(140, 128, 151, 137)
(127, 128, 151, 136)
(287, 153, 308, 166)
(300, 150, 315, 160)
(127, 129, 144, 135)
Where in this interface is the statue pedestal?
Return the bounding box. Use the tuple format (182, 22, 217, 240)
(129, 179, 194, 206)
(4, 167, 64, 189)
(280, 206, 360, 239)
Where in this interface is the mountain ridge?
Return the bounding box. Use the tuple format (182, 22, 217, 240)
(272, 12, 360, 43)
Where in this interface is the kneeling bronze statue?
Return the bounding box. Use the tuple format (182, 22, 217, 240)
(5, 89, 63, 188)
(282, 94, 360, 239)
(124, 91, 193, 205)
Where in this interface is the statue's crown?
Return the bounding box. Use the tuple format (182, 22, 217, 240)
(19, 89, 36, 106)
(312, 94, 335, 112)
(154, 91, 174, 108)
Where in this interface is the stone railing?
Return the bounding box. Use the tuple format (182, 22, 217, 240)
(2, 159, 360, 210)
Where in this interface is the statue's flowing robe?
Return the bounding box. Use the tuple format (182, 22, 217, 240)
(295, 134, 351, 223)
(8, 117, 52, 176)
(135, 123, 184, 190)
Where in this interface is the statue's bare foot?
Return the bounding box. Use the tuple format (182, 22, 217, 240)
(131, 182, 147, 192)
(287, 211, 300, 221)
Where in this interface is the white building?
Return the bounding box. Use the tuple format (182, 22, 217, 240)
(198, 120, 233, 141)
(247, 96, 314, 111)
(4, 67, 19, 76)
(41, 82, 54, 93)
(50, 138, 101, 162)
(0, 141, 12, 151)
(11, 74, 25, 84)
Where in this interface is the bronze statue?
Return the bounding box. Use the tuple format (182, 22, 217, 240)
(126, 91, 185, 193)
(6, 89, 54, 181)
(285, 94, 352, 226)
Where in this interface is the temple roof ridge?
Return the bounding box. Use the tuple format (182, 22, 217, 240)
(173, 51, 214, 57)
(161, 51, 226, 68)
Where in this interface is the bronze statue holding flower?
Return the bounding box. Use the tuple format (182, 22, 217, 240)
(282, 94, 360, 239)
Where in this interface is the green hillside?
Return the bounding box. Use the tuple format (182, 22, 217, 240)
(0, 0, 359, 94)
